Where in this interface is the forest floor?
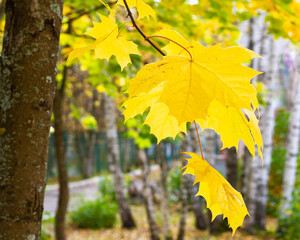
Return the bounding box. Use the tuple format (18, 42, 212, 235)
(43, 203, 277, 240)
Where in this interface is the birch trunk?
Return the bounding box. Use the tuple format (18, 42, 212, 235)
(279, 52, 300, 217)
(138, 148, 161, 240)
(0, 1, 63, 239)
(157, 143, 172, 240)
(103, 93, 136, 228)
(53, 66, 69, 240)
(255, 37, 276, 229)
(205, 129, 216, 166)
(243, 149, 259, 233)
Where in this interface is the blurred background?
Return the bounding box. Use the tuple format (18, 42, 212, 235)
(1, 0, 300, 239)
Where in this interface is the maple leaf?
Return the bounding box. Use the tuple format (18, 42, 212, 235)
(182, 152, 249, 235)
(124, 29, 262, 153)
(117, 0, 156, 20)
(68, 9, 140, 70)
(127, 52, 260, 124)
(197, 100, 263, 159)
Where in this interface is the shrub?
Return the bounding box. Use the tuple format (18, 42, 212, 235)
(279, 188, 300, 239)
(70, 197, 118, 229)
(98, 176, 116, 201)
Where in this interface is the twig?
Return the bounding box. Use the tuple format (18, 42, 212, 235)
(122, 0, 165, 56)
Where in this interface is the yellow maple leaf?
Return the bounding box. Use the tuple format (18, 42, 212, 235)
(118, 0, 156, 20)
(197, 100, 263, 159)
(127, 52, 260, 124)
(124, 29, 261, 154)
(67, 9, 140, 70)
(182, 152, 249, 235)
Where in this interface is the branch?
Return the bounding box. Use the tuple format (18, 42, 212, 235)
(122, 0, 165, 56)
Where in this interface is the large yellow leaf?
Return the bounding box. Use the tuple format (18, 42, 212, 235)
(117, 0, 156, 20)
(127, 53, 260, 124)
(182, 152, 249, 235)
(67, 10, 140, 70)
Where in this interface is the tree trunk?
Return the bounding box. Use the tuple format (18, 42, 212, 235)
(82, 130, 96, 178)
(138, 148, 161, 240)
(279, 52, 300, 217)
(0, 0, 63, 239)
(204, 129, 216, 166)
(177, 139, 189, 240)
(255, 37, 276, 230)
(226, 147, 238, 189)
(103, 93, 136, 228)
(53, 66, 69, 240)
(188, 125, 207, 230)
(157, 143, 172, 240)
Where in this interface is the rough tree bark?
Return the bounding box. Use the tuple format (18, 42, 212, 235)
(255, 37, 276, 230)
(138, 148, 161, 240)
(157, 143, 172, 240)
(279, 51, 300, 217)
(103, 93, 136, 228)
(0, 0, 63, 239)
(53, 65, 69, 240)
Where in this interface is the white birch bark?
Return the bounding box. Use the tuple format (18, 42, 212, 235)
(279, 51, 300, 216)
(255, 37, 277, 229)
(103, 93, 136, 228)
(138, 148, 161, 240)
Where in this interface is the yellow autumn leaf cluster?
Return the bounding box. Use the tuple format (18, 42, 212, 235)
(123, 29, 263, 159)
(182, 152, 249, 235)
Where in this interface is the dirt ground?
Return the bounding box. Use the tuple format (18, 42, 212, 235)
(43, 204, 278, 240)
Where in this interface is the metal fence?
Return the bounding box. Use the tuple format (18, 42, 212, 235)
(47, 131, 182, 179)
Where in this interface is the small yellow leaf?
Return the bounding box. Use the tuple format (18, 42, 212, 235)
(68, 10, 140, 70)
(118, 0, 156, 20)
(182, 152, 249, 235)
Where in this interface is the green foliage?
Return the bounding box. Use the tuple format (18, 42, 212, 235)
(41, 212, 54, 240)
(81, 114, 97, 130)
(70, 197, 118, 229)
(267, 146, 286, 216)
(98, 176, 116, 201)
(123, 115, 154, 149)
(267, 108, 290, 216)
(279, 188, 300, 239)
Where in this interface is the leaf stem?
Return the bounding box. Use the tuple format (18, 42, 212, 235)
(122, 0, 166, 56)
(146, 35, 193, 61)
(193, 120, 204, 160)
